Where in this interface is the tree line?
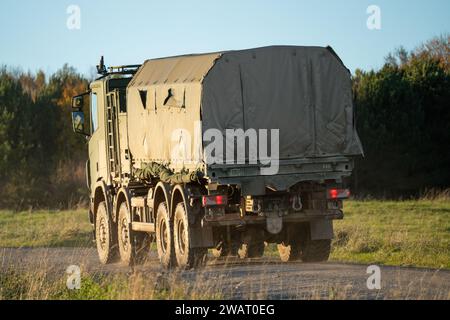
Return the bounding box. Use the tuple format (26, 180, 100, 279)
(0, 65, 88, 209)
(0, 35, 448, 208)
(352, 35, 450, 197)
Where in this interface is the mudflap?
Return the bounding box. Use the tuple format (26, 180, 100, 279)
(309, 220, 334, 240)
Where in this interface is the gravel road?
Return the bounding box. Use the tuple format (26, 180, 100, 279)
(1, 247, 449, 299)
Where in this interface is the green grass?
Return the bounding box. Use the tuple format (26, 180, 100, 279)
(330, 199, 450, 269)
(0, 209, 92, 247)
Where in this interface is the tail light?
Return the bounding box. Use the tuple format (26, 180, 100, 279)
(202, 195, 227, 207)
(327, 188, 350, 200)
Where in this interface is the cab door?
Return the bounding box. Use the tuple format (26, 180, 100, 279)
(88, 81, 108, 189)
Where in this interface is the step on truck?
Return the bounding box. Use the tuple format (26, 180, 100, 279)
(71, 46, 363, 269)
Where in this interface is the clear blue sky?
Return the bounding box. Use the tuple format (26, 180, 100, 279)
(1, 0, 449, 76)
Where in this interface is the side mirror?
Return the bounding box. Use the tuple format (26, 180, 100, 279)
(72, 111, 89, 136)
(71, 91, 90, 137)
(72, 95, 84, 109)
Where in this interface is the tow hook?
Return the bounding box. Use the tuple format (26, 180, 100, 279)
(292, 195, 303, 211)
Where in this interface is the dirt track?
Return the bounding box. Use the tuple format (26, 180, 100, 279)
(1, 247, 449, 299)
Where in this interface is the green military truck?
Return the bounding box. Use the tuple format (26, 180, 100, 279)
(71, 46, 363, 269)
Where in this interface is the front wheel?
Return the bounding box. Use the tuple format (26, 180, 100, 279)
(95, 202, 118, 264)
(173, 203, 207, 269)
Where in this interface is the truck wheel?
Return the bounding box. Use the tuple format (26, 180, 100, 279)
(237, 241, 265, 259)
(173, 203, 207, 269)
(300, 239, 331, 262)
(156, 202, 176, 269)
(95, 201, 117, 264)
(277, 240, 301, 262)
(117, 202, 149, 265)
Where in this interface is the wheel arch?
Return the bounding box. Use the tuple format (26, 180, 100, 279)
(91, 180, 111, 224)
(171, 184, 188, 219)
(115, 187, 131, 223)
(153, 182, 172, 221)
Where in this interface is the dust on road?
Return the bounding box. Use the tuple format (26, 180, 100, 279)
(1, 247, 449, 299)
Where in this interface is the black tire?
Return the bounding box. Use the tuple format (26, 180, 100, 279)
(117, 202, 133, 265)
(95, 201, 117, 264)
(117, 202, 150, 265)
(156, 202, 176, 269)
(237, 241, 265, 259)
(277, 240, 301, 262)
(300, 239, 331, 262)
(173, 203, 207, 269)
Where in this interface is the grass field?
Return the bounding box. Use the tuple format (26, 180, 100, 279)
(0, 199, 449, 269)
(0, 209, 92, 247)
(331, 200, 450, 269)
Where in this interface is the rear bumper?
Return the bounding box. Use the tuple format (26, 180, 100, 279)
(201, 209, 343, 227)
(206, 156, 354, 195)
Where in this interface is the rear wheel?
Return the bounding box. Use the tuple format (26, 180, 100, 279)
(95, 202, 117, 264)
(173, 203, 207, 269)
(300, 239, 331, 262)
(156, 202, 176, 269)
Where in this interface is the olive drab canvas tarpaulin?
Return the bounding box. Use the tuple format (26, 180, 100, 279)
(201, 46, 363, 159)
(127, 53, 221, 171)
(127, 46, 363, 172)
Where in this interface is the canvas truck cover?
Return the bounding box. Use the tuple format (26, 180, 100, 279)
(127, 52, 220, 170)
(127, 46, 363, 172)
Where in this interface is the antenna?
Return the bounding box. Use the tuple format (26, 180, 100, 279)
(96, 56, 107, 75)
(94, 56, 141, 79)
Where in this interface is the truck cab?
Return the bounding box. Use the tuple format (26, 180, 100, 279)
(73, 76, 132, 188)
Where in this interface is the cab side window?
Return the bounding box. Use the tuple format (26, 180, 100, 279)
(119, 89, 127, 113)
(91, 92, 98, 133)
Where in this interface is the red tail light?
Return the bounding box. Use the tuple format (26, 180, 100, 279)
(202, 195, 227, 207)
(327, 188, 350, 199)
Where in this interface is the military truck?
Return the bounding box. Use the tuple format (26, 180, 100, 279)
(71, 46, 363, 269)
